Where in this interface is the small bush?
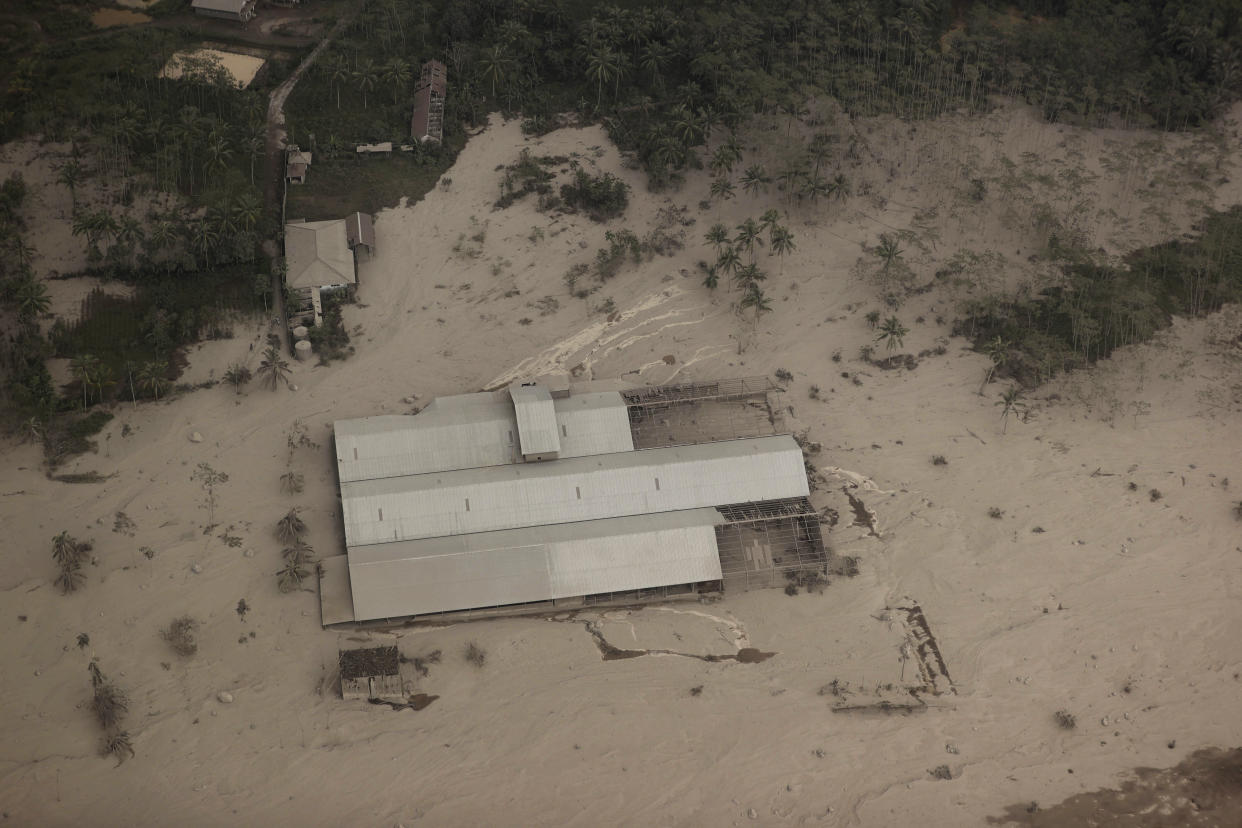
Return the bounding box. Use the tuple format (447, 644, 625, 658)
(929, 765, 953, 780)
(162, 616, 199, 657)
(1054, 709, 1077, 730)
(774, 368, 793, 382)
(1149, 489, 1162, 502)
(77, 632, 90, 649)
(988, 506, 1004, 519)
(1234, 501, 1242, 520)
(1128, 481, 1138, 491)
(560, 169, 629, 221)
(689, 685, 703, 697)
(931, 455, 948, 466)
(808, 385, 821, 400)
(464, 641, 487, 668)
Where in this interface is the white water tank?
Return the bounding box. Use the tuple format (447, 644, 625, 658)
(292, 325, 309, 340)
(293, 339, 313, 361)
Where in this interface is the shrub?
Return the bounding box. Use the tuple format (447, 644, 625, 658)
(1234, 501, 1242, 520)
(774, 368, 793, 382)
(464, 641, 487, 668)
(560, 169, 629, 221)
(1054, 710, 1077, 730)
(162, 616, 199, 657)
(1149, 489, 1162, 502)
(988, 506, 1004, 519)
(931, 455, 948, 466)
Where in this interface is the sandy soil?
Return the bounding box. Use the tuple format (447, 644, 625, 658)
(1, 104, 1240, 826)
(91, 9, 151, 28)
(160, 49, 267, 89)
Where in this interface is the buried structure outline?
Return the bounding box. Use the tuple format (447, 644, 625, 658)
(319, 377, 830, 626)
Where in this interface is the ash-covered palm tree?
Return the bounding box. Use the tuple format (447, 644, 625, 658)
(586, 44, 624, 109)
(740, 164, 769, 197)
(716, 246, 741, 289)
(353, 58, 378, 109)
(70, 354, 100, 409)
(276, 508, 307, 544)
(710, 177, 734, 203)
(734, 217, 764, 262)
(56, 160, 83, 211)
(770, 226, 795, 273)
(996, 386, 1025, 433)
(256, 346, 291, 390)
(704, 223, 729, 253)
(875, 316, 909, 352)
(874, 234, 903, 272)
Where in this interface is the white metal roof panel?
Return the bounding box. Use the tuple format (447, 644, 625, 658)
(347, 510, 723, 621)
(510, 384, 561, 456)
(285, 220, 354, 288)
(340, 435, 807, 547)
(334, 391, 632, 483)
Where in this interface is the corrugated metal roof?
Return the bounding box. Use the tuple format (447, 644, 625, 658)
(285, 220, 354, 288)
(347, 509, 723, 621)
(334, 390, 632, 483)
(340, 435, 807, 548)
(510, 384, 560, 457)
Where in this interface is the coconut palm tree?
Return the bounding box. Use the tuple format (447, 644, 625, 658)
(770, 226, 795, 273)
(276, 508, 306, 544)
(187, 219, 219, 269)
(735, 217, 764, 262)
(56, 160, 82, 211)
(353, 58, 378, 109)
(828, 173, 851, 202)
(740, 281, 772, 325)
(710, 177, 735, 203)
(477, 44, 515, 99)
(70, 354, 99, 409)
(585, 44, 624, 109)
(996, 386, 1025, 433)
(52, 531, 83, 568)
(328, 55, 349, 110)
(874, 234, 903, 271)
(14, 277, 50, 321)
(978, 335, 1009, 394)
(740, 164, 769, 197)
(223, 363, 251, 393)
(875, 316, 909, 352)
(759, 209, 782, 240)
(256, 346, 291, 390)
(230, 190, 261, 234)
(709, 145, 736, 177)
(640, 41, 670, 92)
(381, 57, 411, 103)
(704, 223, 729, 253)
(138, 360, 170, 401)
(716, 246, 741, 289)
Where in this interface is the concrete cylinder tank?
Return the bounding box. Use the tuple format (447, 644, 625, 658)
(293, 339, 313, 361)
(292, 325, 309, 340)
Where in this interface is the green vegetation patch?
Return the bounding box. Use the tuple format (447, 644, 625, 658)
(959, 206, 1242, 386)
(285, 149, 460, 221)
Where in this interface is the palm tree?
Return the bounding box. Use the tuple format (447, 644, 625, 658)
(381, 57, 411, 103)
(256, 346, 291, 390)
(138, 360, 170, 401)
(874, 234, 903, 271)
(875, 316, 909, 352)
(735, 262, 765, 291)
(735, 218, 764, 262)
(639, 41, 670, 92)
(709, 145, 736, 177)
(56, 160, 82, 211)
(716, 246, 741, 289)
(704, 223, 729, 253)
(230, 190, 261, 234)
(14, 277, 50, 321)
(586, 45, 624, 109)
(353, 58, 378, 109)
(777, 164, 806, 202)
(202, 130, 233, 177)
(70, 354, 99, 409)
(710, 177, 735, 203)
(740, 164, 769, 197)
(187, 219, 219, 269)
(276, 508, 306, 544)
(478, 44, 515, 99)
(52, 531, 83, 568)
(122, 360, 139, 406)
(770, 226, 795, 273)
(90, 364, 116, 406)
(759, 209, 782, 240)
(828, 173, 851, 202)
(740, 282, 772, 325)
(996, 386, 1025, 433)
(978, 335, 1009, 394)
(801, 172, 830, 204)
(328, 55, 349, 110)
